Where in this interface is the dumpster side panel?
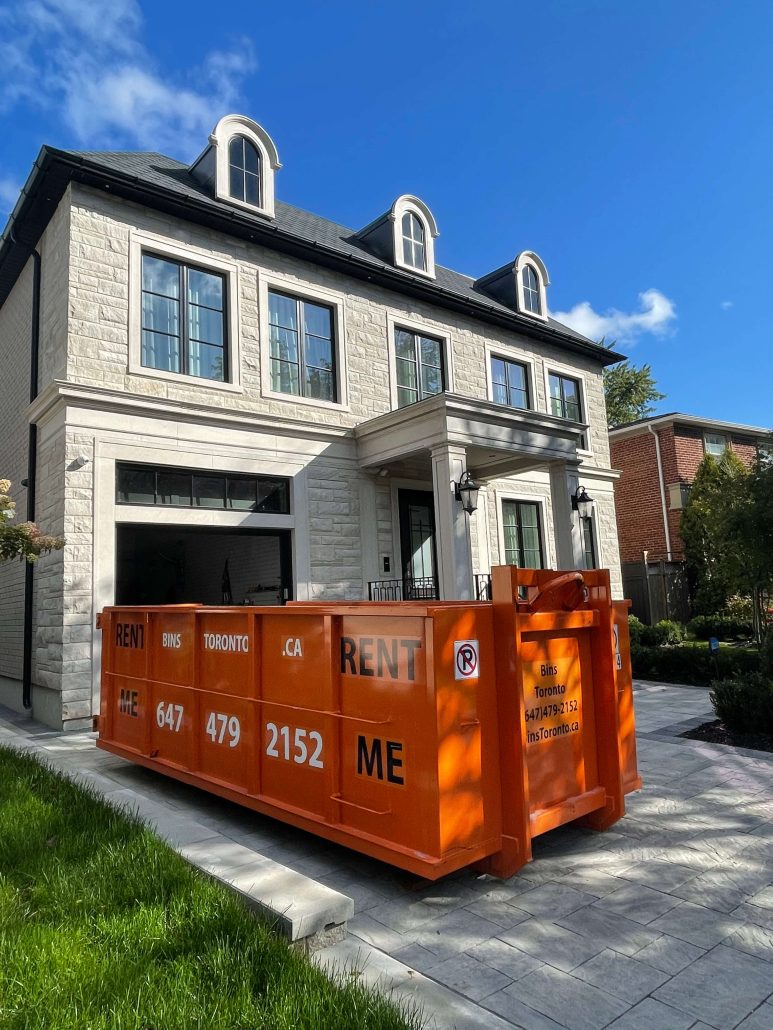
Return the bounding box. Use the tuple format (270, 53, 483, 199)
(433, 607, 501, 859)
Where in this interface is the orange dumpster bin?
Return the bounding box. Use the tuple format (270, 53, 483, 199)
(96, 568, 639, 880)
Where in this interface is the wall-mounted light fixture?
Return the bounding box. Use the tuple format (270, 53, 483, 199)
(455, 470, 481, 515)
(571, 485, 594, 519)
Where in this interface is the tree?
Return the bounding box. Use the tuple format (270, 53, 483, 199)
(0, 479, 64, 564)
(603, 358, 665, 428)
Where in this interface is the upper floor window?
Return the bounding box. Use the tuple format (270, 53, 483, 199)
(268, 289, 336, 402)
(548, 372, 582, 422)
(394, 328, 444, 407)
(491, 356, 530, 409)
(521, 265, 541, 314)
(229, 135, 261, 206)
(704, 432, 728, 457)
(401, 212, 426, 271)
(502, 500, 544, 569)
(141, 253, 226, 382)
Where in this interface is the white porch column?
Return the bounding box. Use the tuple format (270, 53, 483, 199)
(549, 461, 584, 570)
(431, 443, 474, 600)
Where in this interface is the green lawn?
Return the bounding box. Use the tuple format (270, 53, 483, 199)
(0, 746, 421, 1030)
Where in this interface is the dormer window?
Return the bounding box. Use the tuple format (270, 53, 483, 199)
(229, 135, 261, 206)
(191, 114, 281, 219)
(522, 264, 541, 314)
(402, 212, 426, 271)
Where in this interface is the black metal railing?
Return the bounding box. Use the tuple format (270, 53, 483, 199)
(367, 577, 439, 601)
(475, 573, 492, 601)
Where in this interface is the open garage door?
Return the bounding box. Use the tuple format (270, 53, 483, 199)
(116, 525, 292, 606)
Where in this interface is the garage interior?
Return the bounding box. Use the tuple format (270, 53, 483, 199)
(115, 525, 292, 606)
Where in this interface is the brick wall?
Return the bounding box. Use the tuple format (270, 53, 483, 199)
(610, 431, 669, 563)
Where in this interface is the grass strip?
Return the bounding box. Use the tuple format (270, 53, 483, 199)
(0, 745, 421, 1030)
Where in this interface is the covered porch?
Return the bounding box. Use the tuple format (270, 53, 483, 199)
(355, 393, 590, 601)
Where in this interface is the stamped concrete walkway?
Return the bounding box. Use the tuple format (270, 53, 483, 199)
(2, 682, 773, 1030)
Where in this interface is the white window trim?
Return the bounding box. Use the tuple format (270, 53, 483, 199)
(211, 115, 280, 219)
(495, 491, 552, 570)
(513, 252, 549, 322)
(484, 342, 537, 411)
(543, 360, 592, 457)
(128, 231, 243, 394)
(386, 312, 453, 411)
(703, 431, 729, 457)
(258, 270, 349, 411)
(392, 196, 437, 279)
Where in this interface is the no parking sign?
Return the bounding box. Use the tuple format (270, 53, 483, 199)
(454, 639, 479, 680)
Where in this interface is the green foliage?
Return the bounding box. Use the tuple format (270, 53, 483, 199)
(760, 633, 773, 679)
(602, 357, 665, 428)
(724, 594, 754, 622)
(0, 478, 64, 564)
(631, 642, 759, 686)
(710, 674, 773, 736)
(628, 614, 645, 645)
(686, 614, 754, 641)
(680, 452, 747, 616)
(0, 747, 419, 1030)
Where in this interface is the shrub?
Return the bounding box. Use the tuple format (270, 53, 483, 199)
(686, 614, 754, 641)
(628, 615, 644, 646)
(761, 633, 773, 679)
(631, 643, 760, 686)
(724, 595, 754, 622)
(710, 673, 773, 736)
(640, 619, 684, 646)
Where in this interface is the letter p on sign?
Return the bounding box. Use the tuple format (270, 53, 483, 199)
(454, 640, 479, 680)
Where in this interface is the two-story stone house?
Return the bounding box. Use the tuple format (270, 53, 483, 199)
(0, 115, 624, 730)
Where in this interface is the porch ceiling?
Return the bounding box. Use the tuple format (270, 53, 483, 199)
(354, 393, 585, 480)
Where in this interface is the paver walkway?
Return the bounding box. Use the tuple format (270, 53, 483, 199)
(2, 681, 773, 1030)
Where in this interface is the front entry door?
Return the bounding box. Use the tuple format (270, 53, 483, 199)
(398, 490, 438, 599)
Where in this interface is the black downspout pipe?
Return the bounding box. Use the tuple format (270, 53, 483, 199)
(22, 249, 41, 709)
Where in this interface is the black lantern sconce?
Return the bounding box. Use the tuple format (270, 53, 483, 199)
(455, 470, 481, 515)
(571, 485, 594, 519)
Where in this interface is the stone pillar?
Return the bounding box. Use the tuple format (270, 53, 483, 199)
(431, 444, 474, 600)
(549, 461, 584, 570)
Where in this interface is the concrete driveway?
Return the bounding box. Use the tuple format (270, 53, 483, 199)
(2, 681, 772, 1030)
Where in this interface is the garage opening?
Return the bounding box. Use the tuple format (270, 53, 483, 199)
(115, 525, 292, 606)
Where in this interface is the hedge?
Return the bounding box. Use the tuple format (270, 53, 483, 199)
(686, 614, 754, 641)
(710, 674, 773, 736)
(631, 643, 760, 686)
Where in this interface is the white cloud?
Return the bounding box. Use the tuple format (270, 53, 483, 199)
(0, 0, 256, 157)
(551, 288, 676, 345)
(720, 300, 733, 311)
(0, 177, 21, 209)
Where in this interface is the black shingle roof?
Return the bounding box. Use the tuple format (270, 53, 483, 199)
(0, 146, 623, 365)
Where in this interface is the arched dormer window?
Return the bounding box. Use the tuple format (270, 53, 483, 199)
(514, 251, 549, 321)
(401, 212, 426, 271)
(196, 114, 281, 219)
(392, 196, 438, 278)
(229, 135, 261, 207)
(522, 264, 541, 314)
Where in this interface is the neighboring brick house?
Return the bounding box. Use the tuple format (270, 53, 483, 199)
(0, 114, 625, 730)
(609, 413, 771, 564)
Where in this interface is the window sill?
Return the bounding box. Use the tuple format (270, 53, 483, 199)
(261, 388, 350, 413)
(128, 364, 244, 395)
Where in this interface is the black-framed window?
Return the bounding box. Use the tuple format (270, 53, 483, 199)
(395, 328, 444, 407)
(522, 264, 541, 314)
(401, 212, 426, 270)
(502, 500, 544, 569)
(268, 290, 336, 402)
(548, 372, 582, 422)
(116, 464, 290, 514)
(581, 516, 597, 570)
(141, 253, 227, 382)
(491, 356, 530, 410)
(229, 135, 261, 206)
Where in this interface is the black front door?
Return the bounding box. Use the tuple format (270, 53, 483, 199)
(398, 489, 437, 598)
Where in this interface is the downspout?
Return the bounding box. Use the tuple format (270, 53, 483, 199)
(22, 247, 41, 709)
(647, 424, 672, 561)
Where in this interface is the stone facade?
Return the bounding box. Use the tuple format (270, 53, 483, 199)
(1, 161, 624, 730)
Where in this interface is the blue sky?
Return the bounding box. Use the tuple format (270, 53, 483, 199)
(0, 0, 770, 427)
